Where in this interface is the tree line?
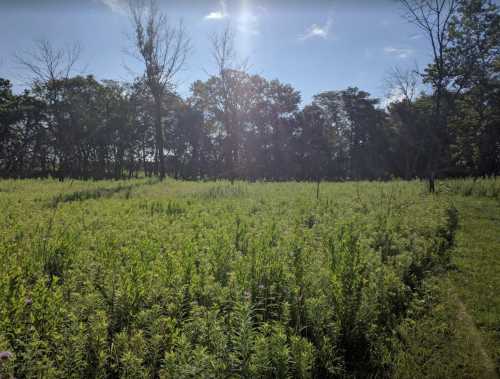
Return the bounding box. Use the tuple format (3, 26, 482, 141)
(1, 0, 499, 183)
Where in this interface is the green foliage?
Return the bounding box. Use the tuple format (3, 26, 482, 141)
(0, 179, 462, 377)
(442, 178, 500, 199)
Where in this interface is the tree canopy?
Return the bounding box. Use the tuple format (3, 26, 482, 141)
(1, 0, 499, 181)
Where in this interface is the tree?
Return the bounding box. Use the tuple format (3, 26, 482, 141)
(445, 0, 500, 177)
(386, 94, 436, 179)
(385, 66, 420, 105)
(128, 0, 190, 180)
(3, 0, 497, 183)
(249, 78, 300, 180)
(15, 39, 82, 85)
(384, 67, 425, 179)
(294, 104, 332, 185)
(208, 24, 243, 181)
(14, 39, 83, 179)
(171, 104, 206, 179)
(189, 71, 300, 180)
(312, 88, 388, 180)
(0, 78, 49, 178)
(400, 0, 459, 191)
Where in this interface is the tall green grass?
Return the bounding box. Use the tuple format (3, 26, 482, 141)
(440, 178, 500, 198)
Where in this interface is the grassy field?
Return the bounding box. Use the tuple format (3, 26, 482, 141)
(0, 178, 498, 378)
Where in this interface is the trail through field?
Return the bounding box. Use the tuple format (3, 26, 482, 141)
(450, 287, 498, 378)
(449, 197, 500, 378)
(394, 195, 500, 378)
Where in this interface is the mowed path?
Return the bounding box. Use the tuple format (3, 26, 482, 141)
(395, 195, 500, 378)
(448, 196, 500, 378)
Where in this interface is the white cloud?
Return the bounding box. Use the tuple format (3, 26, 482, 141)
(205, 0, 229, 20)
(300, 18, 333, 41)
(383, 46, 414, 59)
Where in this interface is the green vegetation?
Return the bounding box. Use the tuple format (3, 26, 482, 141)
(442, 178, 500, 199)
(393, 189, 500, 378)
(0, 178, 498, 378)
(2, 0, 498, 375)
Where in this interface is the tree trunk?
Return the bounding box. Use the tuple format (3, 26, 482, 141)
(428, 84, 443, 193)
(224, 133, 234, 183)
(154, 96, 166, 180)
(429, 171, 435, 193)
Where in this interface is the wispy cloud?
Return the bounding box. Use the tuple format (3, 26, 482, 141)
(299, 17, 333, 41)
(205, 0, 229, 20)
(383, 46, 414, 59)
(97, 0, 127, 14)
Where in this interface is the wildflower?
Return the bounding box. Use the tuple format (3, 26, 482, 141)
(25, 298, 32, 306)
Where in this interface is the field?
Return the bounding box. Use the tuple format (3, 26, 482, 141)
(0, 178, 499, 378)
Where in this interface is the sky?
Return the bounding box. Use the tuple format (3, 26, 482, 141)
(0, 0, 434, 104)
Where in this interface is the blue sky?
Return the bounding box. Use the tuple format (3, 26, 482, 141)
(0, 0, 433, 104)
